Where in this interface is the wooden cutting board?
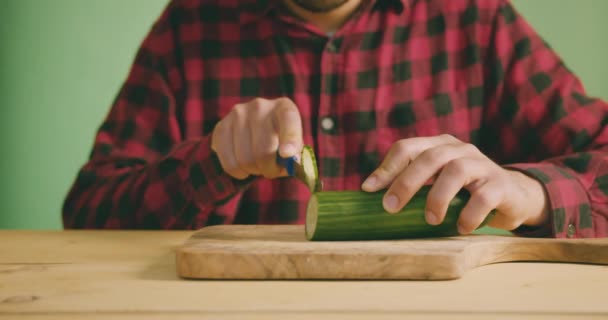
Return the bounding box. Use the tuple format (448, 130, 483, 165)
(175, 225, 608, 280)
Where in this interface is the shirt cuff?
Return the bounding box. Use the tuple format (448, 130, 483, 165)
(504, 163, 595, 238)
(178, 136, 255, 206)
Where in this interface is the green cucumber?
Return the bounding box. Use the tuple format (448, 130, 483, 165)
(305, 185, 495, 241)
(294, 145, 322, 192)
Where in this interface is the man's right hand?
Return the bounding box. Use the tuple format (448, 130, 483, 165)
(211, 97, 303, 180)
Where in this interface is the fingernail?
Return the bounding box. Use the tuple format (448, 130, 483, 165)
(425, 211, 438, 225)
(384, 194, 399, 213)
(362, 176, 377, 190)
(280, 144, 296, 156)
(457, 224, 466, 234)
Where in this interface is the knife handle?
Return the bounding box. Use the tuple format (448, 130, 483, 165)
(276, 154, 297, 177)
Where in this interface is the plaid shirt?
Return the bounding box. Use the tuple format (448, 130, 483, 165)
(63, 0, 608, 238)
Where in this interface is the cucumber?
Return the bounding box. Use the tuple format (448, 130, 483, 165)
(294, 145, 322, 192)
(305, 185, 495, 241)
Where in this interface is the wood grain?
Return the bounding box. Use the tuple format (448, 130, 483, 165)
(1, 230, 607, 319)
(176, 225, 608, 280)
(2, 314, 608, 320)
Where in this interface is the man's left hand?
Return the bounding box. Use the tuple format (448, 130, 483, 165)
(361, 134, 550, 234)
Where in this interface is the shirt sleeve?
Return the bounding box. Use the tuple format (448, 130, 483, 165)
(62, 2, 251, 229)
(482, 0, 608, 238)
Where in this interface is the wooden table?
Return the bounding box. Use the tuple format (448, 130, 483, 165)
(1, 231, 607, 319)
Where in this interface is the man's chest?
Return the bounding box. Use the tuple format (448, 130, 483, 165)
(179, 23, 488, 190)
(184, 32, 484, 125)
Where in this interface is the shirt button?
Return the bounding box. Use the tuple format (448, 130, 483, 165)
(567, 223, 576, 238)
(327, 42, 338, 53)
(321, 117, 335, 132)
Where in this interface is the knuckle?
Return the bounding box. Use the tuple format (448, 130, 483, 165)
(390, 140, 412, 160)
(251, 100, 266, 114)
(375, 166, 393, 179)
(473, 189, 497, 208)
(276, 96, 294, 106)
(249, 98, 269, 114)
(440, 133, 458, 143)
(463, 143, 480, 155)
(377, 159, 402, 177)
(446, 158, 469, 175)
(251, 97, 266, 106)
(232, 104, 247, 119)
(394, 139, 410, 153)
(421, 147, 445, 164)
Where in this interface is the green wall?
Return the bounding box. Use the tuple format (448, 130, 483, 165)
(1, 0, 607, 229)
(0, 0, 169, 229)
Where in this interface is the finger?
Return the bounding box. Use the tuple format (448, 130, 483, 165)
(457, 181, 503, 234)
(254, 115, 284, 179)
(272, 97, 303, 158)
(425, 157, 487, 225)
(212, 115, 249, 180)
(362, 134, 459, 192)
(232, 105, 260, 175)
(383, 143, 478, 213)
(486, 213, 521, 231)
(275, 103, 302, 157)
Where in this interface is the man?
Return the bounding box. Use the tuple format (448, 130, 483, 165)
(63, 0, 608, 238)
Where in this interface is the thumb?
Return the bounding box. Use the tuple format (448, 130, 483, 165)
(272, 98, 303, 158)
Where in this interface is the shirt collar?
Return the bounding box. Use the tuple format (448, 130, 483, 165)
(239, 0, 408, 25)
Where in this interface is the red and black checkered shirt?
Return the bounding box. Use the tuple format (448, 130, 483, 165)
(63, 0, 608, 238)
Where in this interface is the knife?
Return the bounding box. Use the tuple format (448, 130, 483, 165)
(276, 148, 323, 193)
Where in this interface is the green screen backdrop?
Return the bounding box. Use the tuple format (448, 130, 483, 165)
(1, 0, 607, 229)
